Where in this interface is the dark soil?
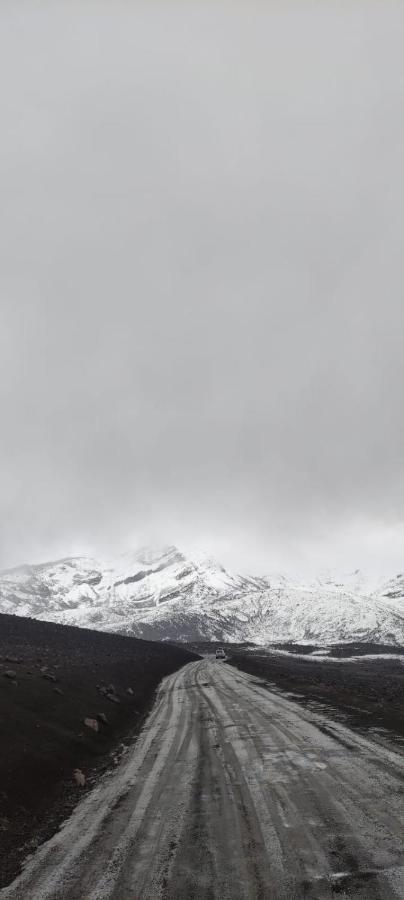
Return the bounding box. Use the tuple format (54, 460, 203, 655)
(0, 613, 198, 888)
(271, 641, 404, 658)
(226, 645, 404, 746)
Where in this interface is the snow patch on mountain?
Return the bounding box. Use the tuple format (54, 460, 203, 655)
(0, 546, 403, 645)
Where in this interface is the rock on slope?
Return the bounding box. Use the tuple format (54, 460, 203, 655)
(0, 546, 404, 645)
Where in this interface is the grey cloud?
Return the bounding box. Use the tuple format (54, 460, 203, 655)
(1, 1, 404, 573)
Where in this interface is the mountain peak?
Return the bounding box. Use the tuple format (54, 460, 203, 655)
(0, 548, 403, 646)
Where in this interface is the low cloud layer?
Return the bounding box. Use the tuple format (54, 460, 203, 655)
(1, 1, 403, 574)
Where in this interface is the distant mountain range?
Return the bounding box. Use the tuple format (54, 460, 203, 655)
(0, 545, 404, 645)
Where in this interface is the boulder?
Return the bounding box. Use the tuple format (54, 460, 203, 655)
(73, 769, 86, 787)
(3, 670, 17, 680)
(106, 693, 120, 704)
(127, 687, 134, 695)
(84, 717, 99, 732)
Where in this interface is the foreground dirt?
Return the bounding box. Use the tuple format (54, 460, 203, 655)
(0, 613, 197, 887)
(2, 657, 404, 899)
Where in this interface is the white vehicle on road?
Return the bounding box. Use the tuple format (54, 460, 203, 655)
(215, 647, 226, 659)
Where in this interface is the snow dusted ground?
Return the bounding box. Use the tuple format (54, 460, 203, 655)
(0, 545, 404, 646)
(248, 647, 404, 664)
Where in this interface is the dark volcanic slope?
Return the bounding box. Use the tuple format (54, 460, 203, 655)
(0, 613, 198, 888)
(227, 646, 404, 743)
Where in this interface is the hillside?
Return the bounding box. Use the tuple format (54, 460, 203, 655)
(0, 613, 197, 886)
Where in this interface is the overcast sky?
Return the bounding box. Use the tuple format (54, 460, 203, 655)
(1, 1, 403, 574)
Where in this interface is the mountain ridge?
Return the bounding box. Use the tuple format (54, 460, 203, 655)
(0, 545, 403, 645)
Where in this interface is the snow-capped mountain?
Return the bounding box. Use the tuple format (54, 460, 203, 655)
(0, 545, 404, 645)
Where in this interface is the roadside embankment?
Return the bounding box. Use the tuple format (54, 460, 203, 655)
(227, 643, 404, 743)
(0, 613, 198, 887)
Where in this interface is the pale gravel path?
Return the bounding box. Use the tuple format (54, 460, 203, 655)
(2, 658, 404, 899)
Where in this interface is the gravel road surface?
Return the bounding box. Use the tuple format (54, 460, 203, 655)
(2, 658, 404, 899)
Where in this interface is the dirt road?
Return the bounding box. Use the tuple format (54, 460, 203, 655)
(2, 658, 404, 899)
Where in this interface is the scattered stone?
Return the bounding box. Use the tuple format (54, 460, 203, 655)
(54, 687, 63, 696)
(127, 687, 134, 695)
(5, 657, 20, 665)
(107, 684, 115, 694)
(98, 686, 108, 695)
(3, 670, 17, 680)
(73, 769, 86, 787)
(84, 717, 99, 732)
(42, 673, 57, 682)
(106, 693, 120, 704)
(97, 712, 108, 725)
